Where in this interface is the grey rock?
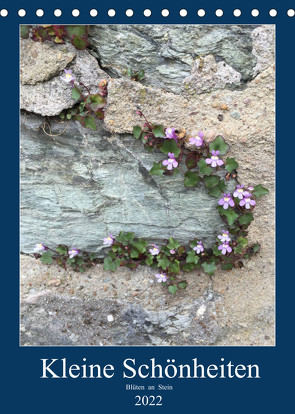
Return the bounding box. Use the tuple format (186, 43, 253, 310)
(89, 25, 258, 94)
(20, 39, 76, 85)
(20, 40, 109, 116)
(251, 26, 275, 76)
(20, 291, 220, 346)
(20, 113, 233, 255)
(182, 54, 241, 96)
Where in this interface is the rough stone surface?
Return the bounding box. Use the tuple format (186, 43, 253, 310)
(20, 114, 232, 255)
(20, 24, 275, 346)
(88, 25, 269, 94)
(251, 26, 275, 76)
(20, 39, 76, 85)
(182, 54, 241, 96)
(20, 255, 275, 346)
(20, 40, 109, 116)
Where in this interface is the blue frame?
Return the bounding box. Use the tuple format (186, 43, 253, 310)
(1, 0, 292, 411)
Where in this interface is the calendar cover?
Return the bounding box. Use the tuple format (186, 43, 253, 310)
(1, 1, 292, 412)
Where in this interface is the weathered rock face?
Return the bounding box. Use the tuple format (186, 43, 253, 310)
(20, 255, 275, 346)
(20, 114, 231, 254)
(88, 25, 272, 94)
(20, 39, 109, 116)
(20, 24, 275, 346)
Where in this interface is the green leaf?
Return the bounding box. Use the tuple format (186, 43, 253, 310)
(237, 237, 248, 248)
(150, 162, 164, 176)
(76, 257, 84, 265)
(95, 109, 104, 120)
(56, 245, 68, 255)
(137, 69, 145, 80)
(116, 231, 134, 246)
(103, 257, 119, 272)
(132, 239, 147, 254)
(108, 250, 117, 260)
(253, 243, 260, 253)
(71, 86, 81, 102)
(168, 284, 178, 295)
(186, 251, 199, 264)
(225, 157, 239, 173)
(209, 186, 222, 198)
(203, 175, 220, 189)
(218, 179, 227, 193)
(184, 171, 201, 188)
(234, 237, 248, 254)
(197, 159, 213, 176)
(131, 249, 139, 259)
(185, 155, 198, 170)
(133, 126, 142, 139)
(89, 94, 106, 111)
(253, 184, 269, 198)
(209, 135, 229, 155)
(167, 237, 181, 251)
(169, 260, 180, 274)
(67, 258, 75, 265)
(65, 25, 88, 38)
(221, 263, 234, 271)
(89, 253, 96, 261)
(153, 125, 165, 138)
(202, 261, 217, 276)
(84, 116, 97, 131)
(71, 35, 89, 50)
(40, 251, 53, 265)
(20, 25, 31, 39)
(157, 255, 170, 270)
(32, 27, 51, 42)
(145, 254, 154, 266)
(239, 213, 254, 226)
(213, 245, 222, 256)
(178, 281, 187, 289)
(160, 139, 181, 157)
(219, 208, 239, 226)
(177, 246, 186, 256)
(182, 263, 195, 272)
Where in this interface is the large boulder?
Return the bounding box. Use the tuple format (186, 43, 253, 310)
(20, 114, 230, 255)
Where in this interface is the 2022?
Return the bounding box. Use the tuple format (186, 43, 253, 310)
(135, 395, 163, 406)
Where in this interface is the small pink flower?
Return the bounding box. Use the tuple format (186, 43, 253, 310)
(165, 127, 178, 141)
(218, 193, 235, 209)
(60, 69, 75, 85)
(149, 244, 160, 256)
(34, 243, 47, 252)
(103, 234, 114, 246)
(68, 248, 79, 258)
(155, 272, 167, 283)
(189, 131, 204, 147)
(193, 241, 204, 254)
(162, 153, 178, 170)
(206, 150, 224, 167)
(239, 193, 256, 209)
(218, 243, 232, 255)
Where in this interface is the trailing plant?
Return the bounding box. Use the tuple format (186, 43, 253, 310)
(34, 111, 269, 294)
(20, 25, 90, 50)
(59, 70, 107, 129)
(125, 68, 145, 81)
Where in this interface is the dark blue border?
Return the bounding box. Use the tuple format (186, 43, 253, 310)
(1, 0, 292, 412)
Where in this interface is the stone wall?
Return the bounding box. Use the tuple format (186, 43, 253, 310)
(20, 25, 275, 346)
